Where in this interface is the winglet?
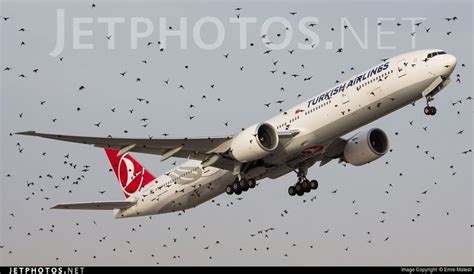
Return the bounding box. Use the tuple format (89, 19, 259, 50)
(15, 131, 37, 136)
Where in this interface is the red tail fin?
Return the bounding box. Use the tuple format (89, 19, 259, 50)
(104, 149, 156, 198)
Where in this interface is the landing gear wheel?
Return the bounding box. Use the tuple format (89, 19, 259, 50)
(234, 188, 242, 195)
(302, 180, 311, 193)
(242, 184, 249, 192)
(429, 106, 437, 115)
(248, 179, 256, 189)
(310, 180, 318, 190)
(294, 183, 304, 196)
(295, 182, 303, 193)
(288, 186, 296, 196)
(225, 185, 233, 195)
(232, 181, 240, 191)
(424, 106, 431, 115)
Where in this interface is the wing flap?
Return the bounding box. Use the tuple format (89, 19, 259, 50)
(51, 200, 136, 210)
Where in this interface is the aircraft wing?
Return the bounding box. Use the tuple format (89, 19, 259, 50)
(16, 131, 234, 166)
(51, 200, 136, 210)
(16, 130, 348, 171)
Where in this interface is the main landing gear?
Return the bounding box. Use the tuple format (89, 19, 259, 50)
(226, 178, 256, 195)
(288, 165, 318, 197)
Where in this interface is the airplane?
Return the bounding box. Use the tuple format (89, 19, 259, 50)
(16, 49, 457, 218)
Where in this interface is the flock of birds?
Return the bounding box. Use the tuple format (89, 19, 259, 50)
(1, 3, 472, 265)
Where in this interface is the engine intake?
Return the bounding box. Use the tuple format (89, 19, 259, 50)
(343, 128, 389, 166)
(230, 123, 279, 163)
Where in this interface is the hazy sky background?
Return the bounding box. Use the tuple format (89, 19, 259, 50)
(1, 0, 472, 266)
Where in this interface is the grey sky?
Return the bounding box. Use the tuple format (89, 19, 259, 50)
(1, 0, 472, 266)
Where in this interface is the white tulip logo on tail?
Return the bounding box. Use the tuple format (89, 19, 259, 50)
(104, 148, 156, 198)
(118, 154, 145, 196)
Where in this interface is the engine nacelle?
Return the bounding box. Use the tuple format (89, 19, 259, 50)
(343, 128, 389, 166)
(230, 123, 279, 163)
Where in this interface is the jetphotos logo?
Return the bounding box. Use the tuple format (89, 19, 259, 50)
(49, 8, 425, 57)
(105, 149, 155, 197)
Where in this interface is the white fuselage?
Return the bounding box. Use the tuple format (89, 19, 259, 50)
(115, 49, 456, 218)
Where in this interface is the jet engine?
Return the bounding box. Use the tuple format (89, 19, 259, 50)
(230, 123, 279, 163)
(343, 128, 389, 166)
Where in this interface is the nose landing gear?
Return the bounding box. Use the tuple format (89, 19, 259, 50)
(424, 105, 437, 115)
(423, 94, 437, 116)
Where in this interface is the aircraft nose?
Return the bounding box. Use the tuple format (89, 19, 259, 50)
(442, 54, 457, 77)
(446, 54, 457, 68)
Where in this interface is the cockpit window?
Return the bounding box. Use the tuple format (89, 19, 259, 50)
(426, 51, 447, 59)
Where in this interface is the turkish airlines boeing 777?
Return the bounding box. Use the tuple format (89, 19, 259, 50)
(17, 49, 456, 218)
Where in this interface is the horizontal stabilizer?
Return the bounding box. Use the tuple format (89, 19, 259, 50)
(51, 200, 136, 210)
